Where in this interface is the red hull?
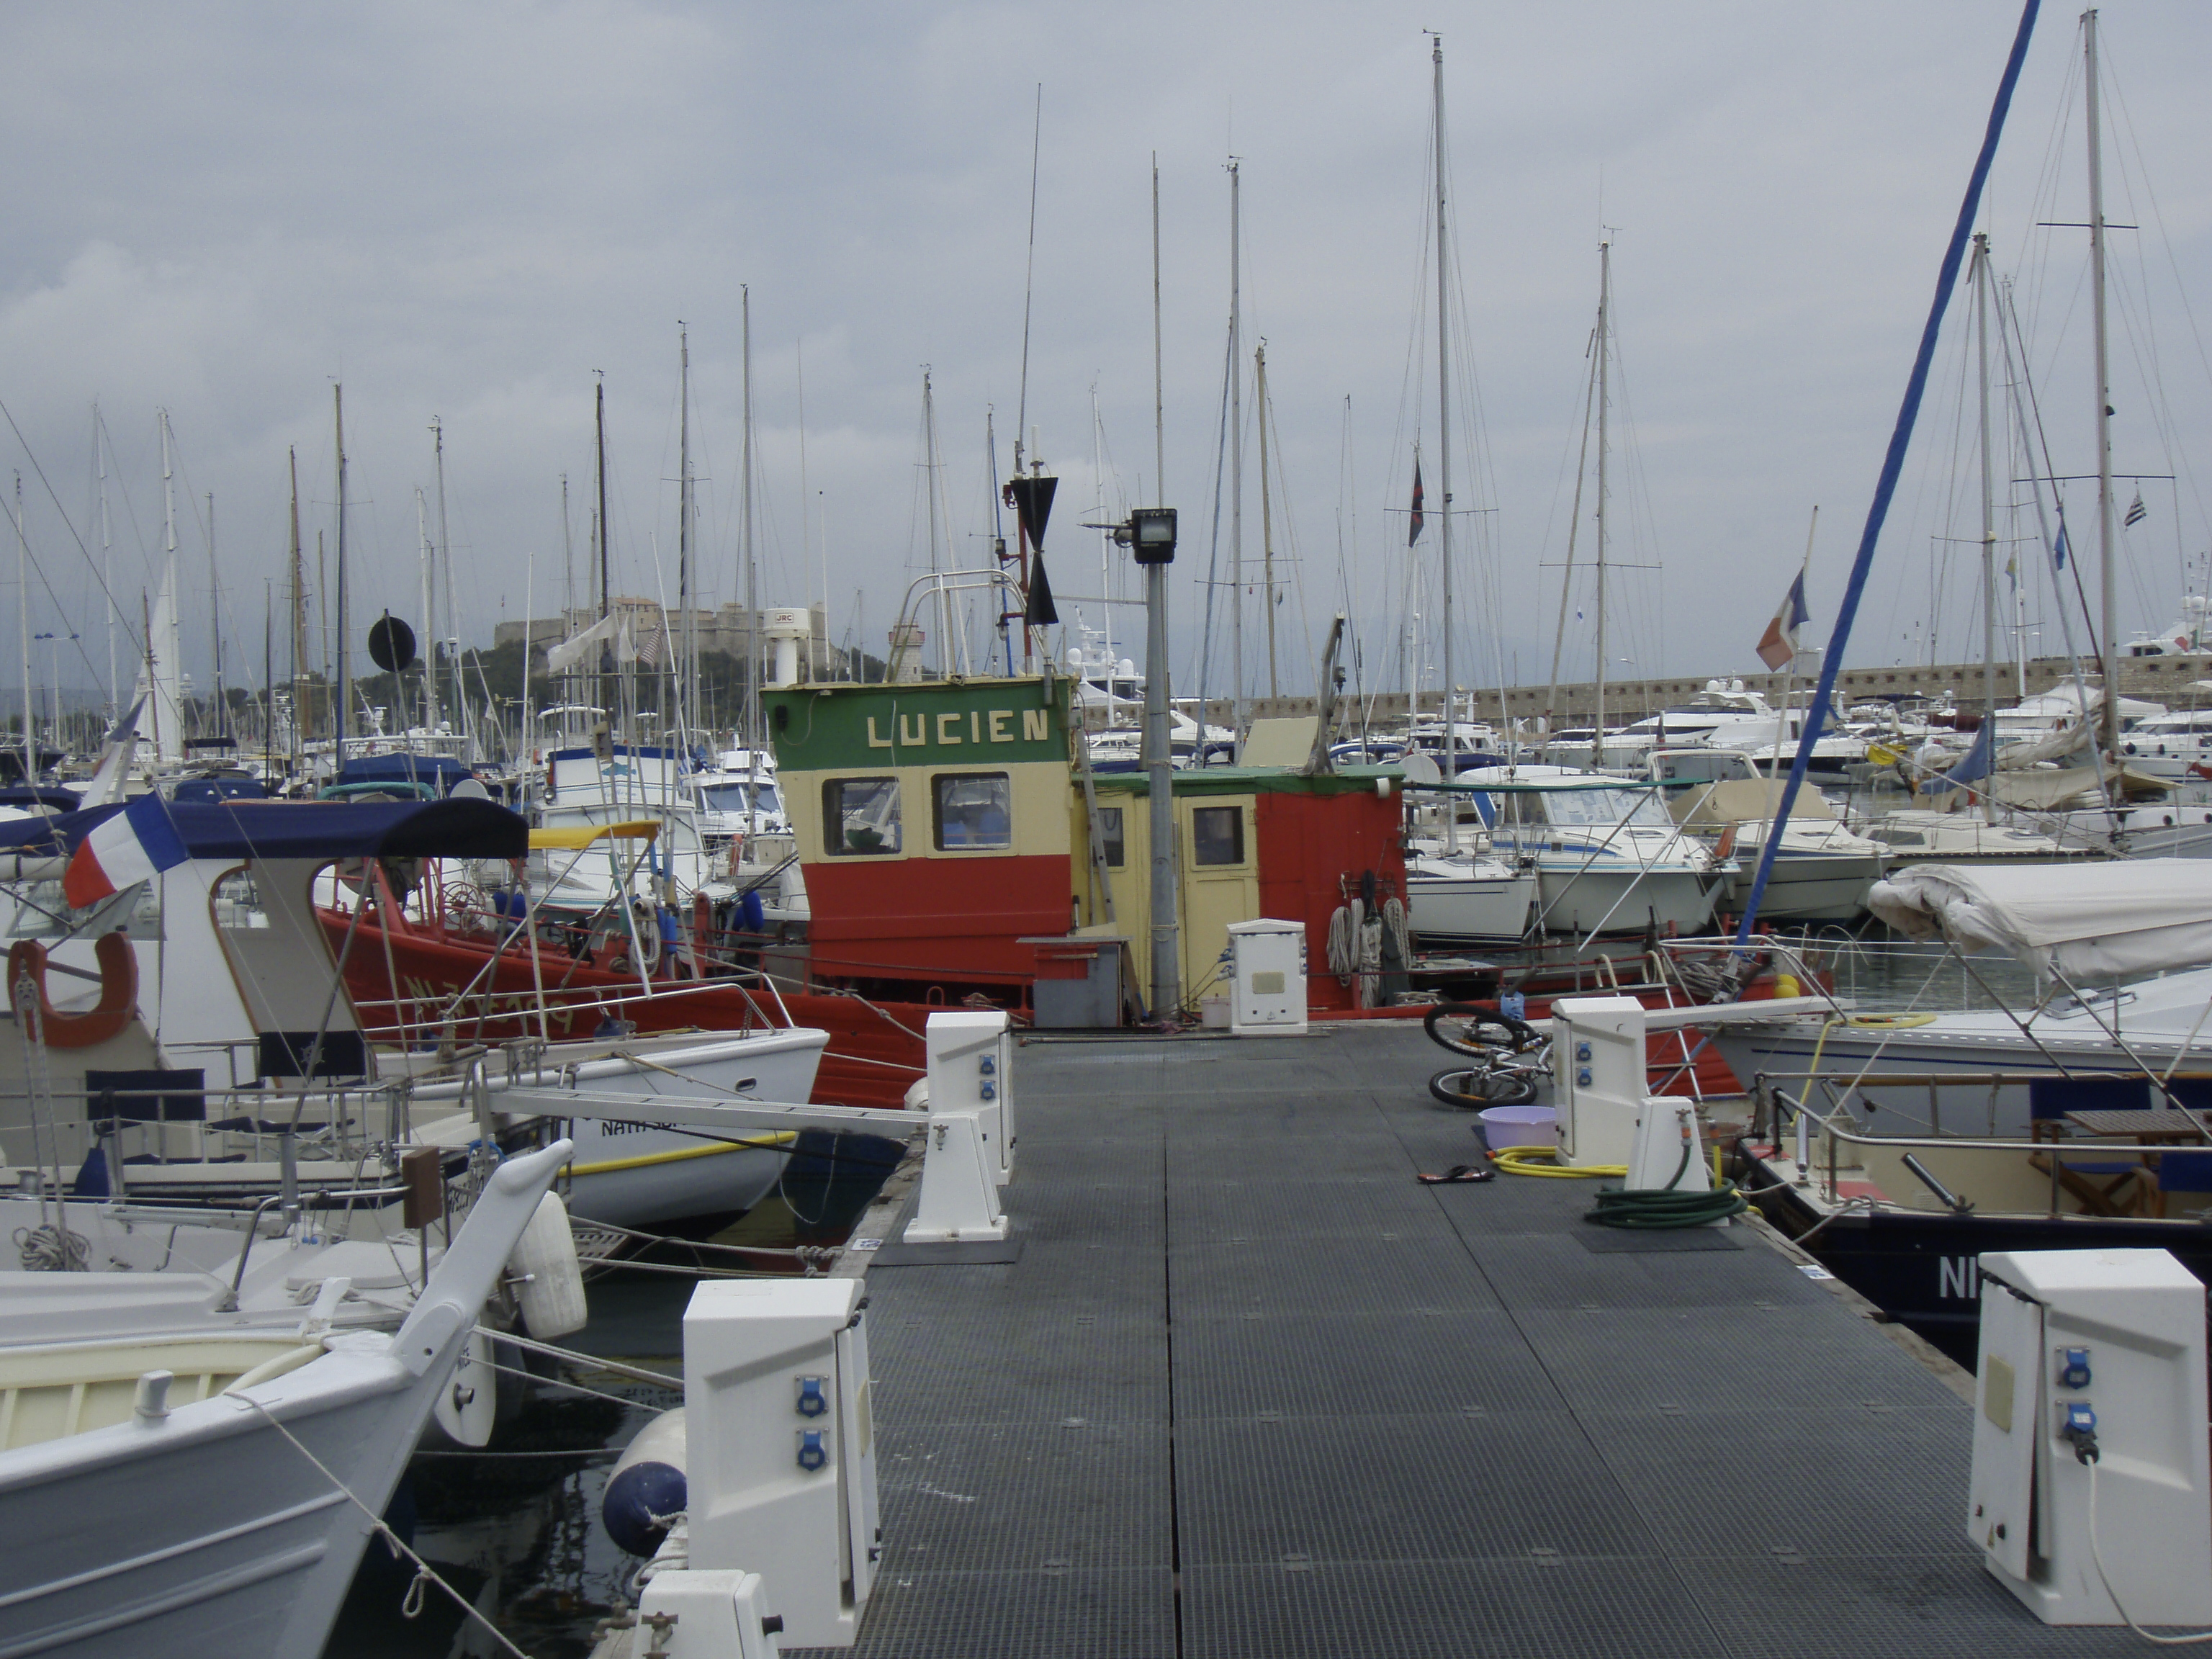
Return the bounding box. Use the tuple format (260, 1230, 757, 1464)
(320, 910, 925, 1109)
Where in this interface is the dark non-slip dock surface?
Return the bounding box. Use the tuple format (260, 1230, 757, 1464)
(810, 1025, 2155, 1658)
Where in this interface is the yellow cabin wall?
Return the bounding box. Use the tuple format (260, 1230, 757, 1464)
(1083, 792, 1259, 1005)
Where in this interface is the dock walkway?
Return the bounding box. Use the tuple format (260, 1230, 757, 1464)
(815, 1023, 2151, 1658)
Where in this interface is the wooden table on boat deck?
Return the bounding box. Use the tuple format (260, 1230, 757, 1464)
(2062, 1109, 2212, 1218)
(2062, 1108, 2212, 1143)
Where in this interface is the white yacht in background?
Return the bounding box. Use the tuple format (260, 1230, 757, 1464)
(1403, 842, 1542, 945)
(1647, 748, 1884, 921)
(1431, 765, 1728, 938)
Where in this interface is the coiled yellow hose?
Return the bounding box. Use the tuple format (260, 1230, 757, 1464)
(1489, 1145, 1628, 1179)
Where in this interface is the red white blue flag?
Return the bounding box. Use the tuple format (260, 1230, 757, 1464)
(63, 793, 190, 909)
(1755, 570, 1810, 670)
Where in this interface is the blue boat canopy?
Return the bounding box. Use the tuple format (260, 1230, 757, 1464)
(0, 798, 529, 862)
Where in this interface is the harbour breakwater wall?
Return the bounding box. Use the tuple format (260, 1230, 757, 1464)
(1197, 653, 2212, 729)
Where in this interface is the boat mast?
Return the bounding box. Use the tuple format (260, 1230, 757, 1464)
(1433, 35, 1457, 846)
(1591, 238, 1611, 772)
(2085, 7, 2120, 759)
(288, 446, 305, 773)
(207, 492, 222, 738)
(14, 474, 30, 778)
(334, 385, 351, 763)
(1257, 341, 1277, 698)
(678, 325, 694, 741)
(96, 406, 114, 717)
(924, 369, 954, 673)
(430, 416, 449, 733)
(1974, 231, 1998, 823)
(160, 409, 180, 766)
(415, 487, 434, 729)
(595, 372, 609, 738)
(1228, 157, 1245, 733)
(742, 286, 757, 755)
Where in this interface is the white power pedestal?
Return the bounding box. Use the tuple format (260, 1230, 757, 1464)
(904, 1010, 1013, 1244)
(1226, 918, 1308, 1035)
(1624, 1097, 1718, 1217)
(684, 1280, 880, 1648)
(1551, 996, 1647, 1167)
(1969, 1248, 2212, 1627)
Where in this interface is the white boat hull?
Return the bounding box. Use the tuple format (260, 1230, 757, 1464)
(1405, 862, 1541, 944)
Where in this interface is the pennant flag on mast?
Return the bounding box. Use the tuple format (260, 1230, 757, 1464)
(1755, 570, 1810, 670)
(1407, 459, 1425, 547)
(63, 793, 190, 909)
(2051, 516, 2070, 570)
(2126, 491, 2147, 528)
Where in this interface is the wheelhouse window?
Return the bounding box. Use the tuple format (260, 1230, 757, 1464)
(1191, 805, 1244, 867)
(824, 777, 902, 855)
(933, 773, 1012, 850)
(1097, 806, 1125, 868)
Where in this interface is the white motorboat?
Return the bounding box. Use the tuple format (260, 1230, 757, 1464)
(1701, 860, 2212, 1135)
(1858, 806, 2100, 866)
(1647, 749, 1883, 920)
(1402, 845, 1540, 944)
(0, 1137, 571, 1658)
(1430, 766, 1728, 938)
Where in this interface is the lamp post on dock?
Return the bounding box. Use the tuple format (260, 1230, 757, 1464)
(1125, 508, 1180, 1020)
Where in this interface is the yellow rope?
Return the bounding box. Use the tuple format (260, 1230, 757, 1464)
(1489, 1144, 1627, 1179)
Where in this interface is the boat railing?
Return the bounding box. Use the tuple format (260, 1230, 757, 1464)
(886, 569, 1028, 680)
(1753, 1071, 2212, 1220)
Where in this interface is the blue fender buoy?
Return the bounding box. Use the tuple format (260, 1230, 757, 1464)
(602, 1408, 687, 1557)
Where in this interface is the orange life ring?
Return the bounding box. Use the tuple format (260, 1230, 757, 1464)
(7, 932, 138, 1048)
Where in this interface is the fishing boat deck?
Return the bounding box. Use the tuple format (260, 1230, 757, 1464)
(813, 1022, 2157, 1658)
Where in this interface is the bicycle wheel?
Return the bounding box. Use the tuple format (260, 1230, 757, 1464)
(1429, 1066, 1540, 1109)
(1424, 1002, 1540, 1058)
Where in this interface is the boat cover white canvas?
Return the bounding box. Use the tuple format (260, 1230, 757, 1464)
(1866, 858, 2212, 980)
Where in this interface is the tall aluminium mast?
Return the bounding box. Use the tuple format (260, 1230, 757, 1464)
(1974, 231, 1999, 823)
(288, 446, 305, 771)
(207, 492, 222, 737)
(1228, 157, 1245, 732)
(430, 415, 449, 732)
(1432, 35, 1458, 847)
(1591, 239, 1611, 770)
(678, 325, 695, 740)
(333, 385, 351, 760)
(2085, 8, 2120, 758)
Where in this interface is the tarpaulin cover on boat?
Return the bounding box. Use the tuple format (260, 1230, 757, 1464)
(1866, 858, 2212, 981)
(0, 797, 529, 862)
(337, 753, 480, 793)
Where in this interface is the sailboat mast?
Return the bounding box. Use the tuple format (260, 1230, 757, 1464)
(200, 494, 219, 741)
(161, 409, 179, 765)
(431, 416, 449, 732)
(14, 475, 30, 778)
(1974, 232, 1998, 823)
(415, 488, 434, 729)
(925, 369, 953, 673)
(595, 373, 609, 737)
(334, 385, 351, 760)
(288, 446, 305, 773)
(1228, 158, 1245, 732)
(742, 286, 757, 753)
(678, 326, 693, 739)
(96, 407, 114, 717)
(1433, 35, 1457, 842)
(1257, 343, 1278, 698)
(1592, 238, 1611, 770)
(2085, 7, 2119, 757)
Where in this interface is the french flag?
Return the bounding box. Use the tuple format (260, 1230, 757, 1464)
(63, 794, 191, 909)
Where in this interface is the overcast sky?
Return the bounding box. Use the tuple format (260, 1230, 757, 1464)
(4, 0, 2208, 713)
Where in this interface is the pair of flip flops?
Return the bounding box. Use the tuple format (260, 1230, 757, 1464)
(1417, 1163, 1496, 1184)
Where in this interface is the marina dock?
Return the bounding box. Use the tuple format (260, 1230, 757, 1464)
(816, 1021, 2163, 1658)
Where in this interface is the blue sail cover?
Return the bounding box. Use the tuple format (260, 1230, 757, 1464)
(338, 753, 481, 793)
(0, 797, 529, 862)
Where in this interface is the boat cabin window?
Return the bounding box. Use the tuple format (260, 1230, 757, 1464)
(823, 777, 902, 855)
(933, 773, 1012, 850)
(5, 877, 160, 942)
(699, 780, 782, 815)
(1191, 805, 1244, 866)
(1540, 788, 1675, 830)
(1097, 806, 1125, 868)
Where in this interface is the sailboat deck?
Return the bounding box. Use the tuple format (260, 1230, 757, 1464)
(813, 1022, 2160, 1658)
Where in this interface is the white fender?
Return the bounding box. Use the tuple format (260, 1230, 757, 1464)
(507, 1189, 589, 1339)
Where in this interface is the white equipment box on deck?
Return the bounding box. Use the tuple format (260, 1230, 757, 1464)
(1969, 1247, 2212, 1627)
(683, 1278, 881, 1647)
(1226, 918, 1308, 1035)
